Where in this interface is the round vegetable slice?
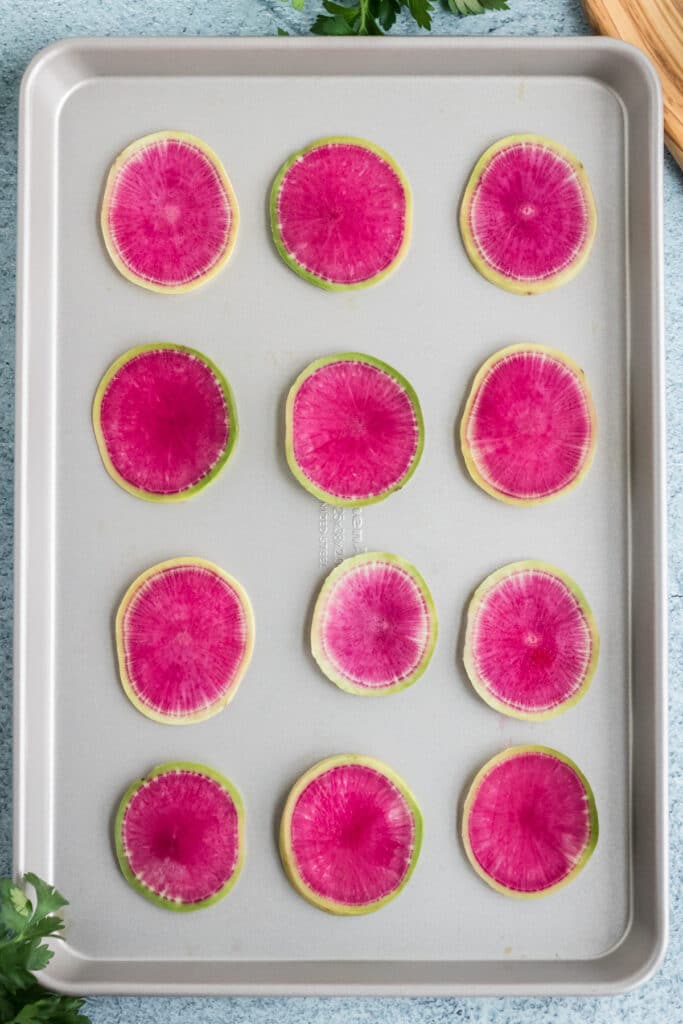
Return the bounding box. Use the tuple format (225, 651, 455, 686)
(462, 746, 598, 897)
(312, 553, 437, 696)
(286, 353, 423, 506)
(115, 762, 245, 911)
(116, 558, 254, 724)
(280, 754, 422, 915)
(460, 134, 596, 294)
(464, 561, 599, 719)
(270, 136, 411, 290)
(93, 343, 237, 502)
(101, 131, 239, 293)
(460, 344, 596, 504)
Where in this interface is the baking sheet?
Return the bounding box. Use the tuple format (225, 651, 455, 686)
(14, 37, 667, 994)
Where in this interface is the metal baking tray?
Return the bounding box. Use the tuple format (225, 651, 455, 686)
(14, 36, 667, 995)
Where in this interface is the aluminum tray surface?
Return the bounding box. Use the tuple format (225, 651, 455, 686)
(14, 37, 666, 995)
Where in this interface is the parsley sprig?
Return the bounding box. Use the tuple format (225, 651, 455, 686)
(281, 0, 509, 35)
(446, 0, 509, 14)
(0, 874, 90, 1024)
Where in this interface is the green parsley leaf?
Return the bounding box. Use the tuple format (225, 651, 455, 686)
(0, 881, 32, 936)
(447, 0, 509, 13)
(23, 942, 56, 974)
(311, 12, 358, 34)
(0, 940, 37, 990)
(0, 873, 92, 1022)
(284, 0, 505, 36)
(23, 876, 67, 927)
(407, 0, 433, 29)
(8, 996, 90, 1024)
(376, 0, 400, 30)
(319, 0, 360, 19)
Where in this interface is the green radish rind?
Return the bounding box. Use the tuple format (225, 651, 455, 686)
(285, 352, 424, 507)
(114, 761, 246, 912)
(270, 136, 412, 291)
(461, 745, 599, 899)
(101, 130, 240, 295)
(463, 560, 599, 721)
(460, 343, 597, 506)
(311, 552, 438, 697)
(459, 133, 597, 295)
(115, 557, 255, 725)
(92, 342, 238, 503)
(280, 754, 423, 915)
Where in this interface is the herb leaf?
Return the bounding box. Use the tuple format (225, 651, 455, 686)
(311, 0, 432, 34)
(0, 874, 91, 1023)
(8, 996, 90, 1024)
(0, 882, 32, 935)
(377, 0, 399, 30)
(447, 0, 509, 13)
(22, 875, 68, 931)
(407, 0, 433, 30)
(284, 0, 506, 34)
(311, 10, 358, 34)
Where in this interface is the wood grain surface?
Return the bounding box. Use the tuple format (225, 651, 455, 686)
(584, 0, 683, 165)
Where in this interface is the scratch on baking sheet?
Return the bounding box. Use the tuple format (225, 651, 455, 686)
(332, 506, 345, 565)
(318, 502, 329, 568)
(351, 508, 365, 555)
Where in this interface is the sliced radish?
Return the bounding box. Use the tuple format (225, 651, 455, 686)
(280, 755, 422, 915)
(312, 553, 437, 696)
(460, 344, 596, 504)
(464, 561, 599, 719)
(93, 343, 237, 502)
(271, 136, 411, 290)
(101, 131, 238, 293)
(116, 558, 254, 724)
(462, 746, 598, 897)
(286, 353, 423, 506)
(460, 134, 596, 294)
(115, 762, 245, 911)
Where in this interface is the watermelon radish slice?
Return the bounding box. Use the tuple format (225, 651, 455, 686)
(460, 344, 596, 504)
(460, 134, 596, 294)
(464, 561, 599, 720)
(286, 353, 423, 506)
(462, 746, 598, 897)
(311, 553, 437, 696)
(280, 755, 422, 915)
(93, 343, 237, 502)
(101, 131, 239, 293)
(115, 762, 245, 911)
(270, 137, 411, 290)
(116, 558, 254, 724)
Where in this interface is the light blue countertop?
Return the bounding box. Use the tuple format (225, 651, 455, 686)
(0, 1, 680, 1020)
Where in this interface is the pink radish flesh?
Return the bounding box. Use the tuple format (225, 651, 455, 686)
(120, 563, 250, 718)
(276, 142, 407, 285)
(292, 360, 419, 501)
(471, 567, 594, 714)
(121, 769, 240, 904)
(465, 349, 593, 501)
(290, 763, 416, 906)
(468, 141, 590, 284)
(319, 559, 432, 689)
(106, 136, 234, 288)
(467, 750, 594, 893)
(98, 348, 229, 496)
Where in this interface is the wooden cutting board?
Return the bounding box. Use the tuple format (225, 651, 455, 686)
(583, 0, 683, 166)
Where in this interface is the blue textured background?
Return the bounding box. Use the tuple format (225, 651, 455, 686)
(0, 1, 680, 1020)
